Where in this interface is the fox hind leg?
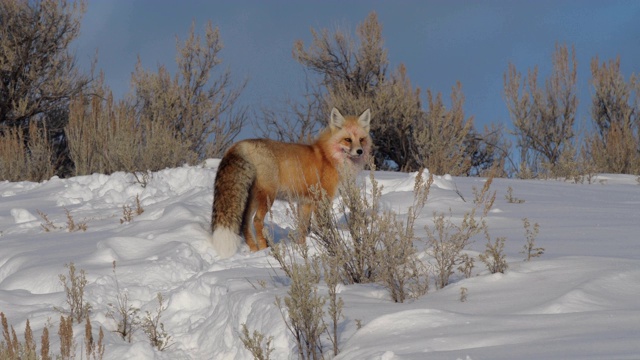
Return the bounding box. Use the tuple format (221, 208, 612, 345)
(242, 187, 260, 252)
(253, 188, 273, 251)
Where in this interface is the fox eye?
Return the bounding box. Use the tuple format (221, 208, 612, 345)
(359, 138, 365, 143)
(344, 138, 352, 143)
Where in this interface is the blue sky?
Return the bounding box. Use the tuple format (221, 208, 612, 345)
(74, 1, 640, 138)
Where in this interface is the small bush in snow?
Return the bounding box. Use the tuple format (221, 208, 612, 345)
(120, 205, 134, 224)
(132, 171, 151, 188)
(521, 218, 543, 261)
(505, 186, 525, 204)
(460, 287, 468, 302)
(120, 195, 144, 224)
(106, 261, 140, 342)
(84, 317, 105, 360)
(0, 122, 56, 182)
(309, 174, 379, 285)
(272, 242, 326, 360)
(239, 324, 274, 360)
(427, 211, 481, 289)
(478, 229, 509, 274)
(64, 208, 87, 232)
(36, 209, 87, 233)
(472, 177, 497, 216)
(427, 176, 497, 288)
(320, 253, 344, 357)
(58, 315, 74, 360)
(457, 253, 475, 279)
(141, 293, 173, 351)
(310, 168, 431, 302)
(56, 262, 91, 324)
(0, 312, 104, 360)
(37, 210, 58, 232)
(1, 314, 38, 360)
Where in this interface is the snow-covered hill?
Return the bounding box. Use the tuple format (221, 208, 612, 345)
(1, 161, 639, 359)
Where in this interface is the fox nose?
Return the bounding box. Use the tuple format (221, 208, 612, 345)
(356, 149, 363, 155)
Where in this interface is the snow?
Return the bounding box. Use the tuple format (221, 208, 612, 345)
(1, 163, 639, 359)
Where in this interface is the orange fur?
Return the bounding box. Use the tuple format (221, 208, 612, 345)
(211, 108, 372, 258)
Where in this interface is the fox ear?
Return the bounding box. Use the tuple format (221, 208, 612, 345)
(358, 109, 371, 132)
(330, 107, 345, 130)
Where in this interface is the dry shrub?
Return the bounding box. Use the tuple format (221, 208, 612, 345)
(1, 311, 104, 360)
(84, 317, 105, 360)
(310, 175, 379, 285)
(64, 208, 87, 232)
(376, 169, 431, 301)
(0, 0, 88, 180)
(320, 253, 344, 357)
(2, 261, 105, 360)
(37, 210, 58, 232)
(473, 177, 497, 217)
(504, 43, 578, 178)
(0, 122, 55, 182)
(478, 231, 508, 274)
(57, 316, 73, 360)
(67, 86, 132, 175)
(466, 124, 512, 177)
(0, 126, 26, 182)
(505, 186, 525, 204)
(427, 211, 482, 289)
(427, 177, 497, 288)
(105, 262, 172, 351)
(269, 229, 346, 357)
(413, 83, 475, 175)
(269, 169, 507, 355)
(66, 81, 196, 175)
(57, 262, 91, 324)
(323, 56, 483, 175)
(240, 324, 274, 360)
(584, 56, 640, 174)
(119, 195, 143, 224)
(120, 205, 134, 224)
(40, 327, 50, 360)
(308, 168, 431, 302)
(460, 287, 469, 302)
(106, 261, 139, 342)
(271, 243, 326, 360)
(584, 123, 639, 174)
(521, 218, 543, 261)
(1, 312, 19, 359)
(66, 22, 245, 176)
(0, 316, 39, 360)
(36, 209, 87, 233)
(131, 21, 246, 160)
(141, 293, 172, 351)
(255, 76, 325, 144)
(270, 166, 502, 358)
(292, 11, 503, 174)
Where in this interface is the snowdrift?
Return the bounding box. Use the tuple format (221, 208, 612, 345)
(1, 161, 639, 359)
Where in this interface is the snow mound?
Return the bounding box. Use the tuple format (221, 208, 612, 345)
(1, 163, 639, 359)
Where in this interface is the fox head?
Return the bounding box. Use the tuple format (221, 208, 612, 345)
(327, 108, 372, 167)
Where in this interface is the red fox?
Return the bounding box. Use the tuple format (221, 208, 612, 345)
(211, 108, 372, 258)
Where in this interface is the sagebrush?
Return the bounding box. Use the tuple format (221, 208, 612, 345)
(57, 262, 91, 324)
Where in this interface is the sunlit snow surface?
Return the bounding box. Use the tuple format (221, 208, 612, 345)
(1, 161, 639, 359)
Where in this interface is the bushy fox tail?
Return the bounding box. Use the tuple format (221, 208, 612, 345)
(211, 150, 256, 258)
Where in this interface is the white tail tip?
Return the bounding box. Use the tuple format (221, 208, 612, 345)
(211, 227, 242, 259)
